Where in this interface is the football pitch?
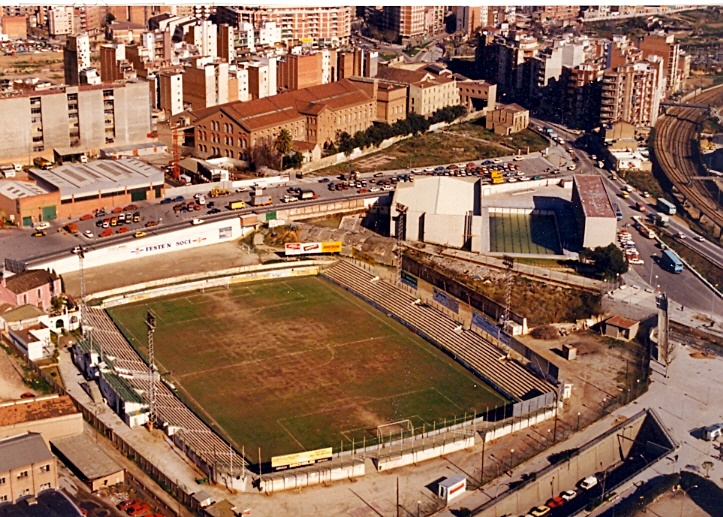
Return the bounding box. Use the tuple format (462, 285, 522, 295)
(107, 276, 505, 461)
(489, 213, 562, 255)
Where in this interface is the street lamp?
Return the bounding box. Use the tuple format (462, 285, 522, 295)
(509, 449, 514, 470)
(680, 485, 699, 517)
(577, 412, 581, 431)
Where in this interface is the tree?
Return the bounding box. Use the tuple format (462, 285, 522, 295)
(273, 129, 293, 170)
(249, 140, 277, 173)
(702, 461, 713, 478)
(581, 244, 628, 281)
(660, 333, 675, 379)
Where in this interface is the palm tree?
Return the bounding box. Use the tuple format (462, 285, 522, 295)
(273, 129, 293, 170)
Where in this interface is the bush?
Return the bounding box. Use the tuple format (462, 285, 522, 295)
(531, 325, 560, 340)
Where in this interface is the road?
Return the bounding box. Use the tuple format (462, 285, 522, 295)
(536, 118, 722, 313)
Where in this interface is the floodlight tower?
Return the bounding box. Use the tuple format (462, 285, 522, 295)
(145, 310, 157, 427)
(501, 255, 514, 355)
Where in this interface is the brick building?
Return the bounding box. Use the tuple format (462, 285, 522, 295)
(375, 67, 461, 117)
(193, 79, 375, 160)
(486, 103, 529, 135)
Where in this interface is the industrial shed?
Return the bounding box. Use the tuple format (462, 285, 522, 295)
(51, 434, 125, 491)
(570, 175, 617, 249)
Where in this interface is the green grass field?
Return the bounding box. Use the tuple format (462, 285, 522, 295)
(489, 213, 562, 255)
(107, 277, 504, 460)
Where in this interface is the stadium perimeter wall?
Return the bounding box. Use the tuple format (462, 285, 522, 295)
(32, 218, 251, 275)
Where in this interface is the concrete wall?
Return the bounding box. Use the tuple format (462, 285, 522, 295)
(77, 88, 105, 149)
(40, 91, 71, 150)
(0, 412, 83, 448)
(424, 213, 466, 248)
(31, 218, 247, 275)
(0, 97, 32, 160)
(375, 436, 474, 472)
(113, 81, 152, 144)
(259, 461, 365, 493)
(583, 214, 617, 249)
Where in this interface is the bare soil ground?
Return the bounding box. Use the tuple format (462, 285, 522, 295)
(0, 341, 32, 401)
(0, 52, 64, 82)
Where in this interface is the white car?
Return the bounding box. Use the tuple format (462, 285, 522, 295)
(513, 155, 523, 161)
(83, 230, 93, 238)
(579, 476, 598, 490)
(629, 259, 645, 265)
(676, 232, 686, 239)
(694, 235, 705, 242)
(492, 158, 502, 164)
(567, 165, 576, 171)
(191, 218, 204, 225)
(561, 490, 577, 502)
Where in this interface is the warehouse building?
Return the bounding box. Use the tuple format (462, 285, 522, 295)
(0, 180, 60, 226)
(51, 434, 125, 492)
(571, 175, 617, 249)
(28, 158, 164, 218)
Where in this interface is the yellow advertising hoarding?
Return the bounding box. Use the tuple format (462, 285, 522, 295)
(321, 241, 342, 253)
(271, 447, 333, 470)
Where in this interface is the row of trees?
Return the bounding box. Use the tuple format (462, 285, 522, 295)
(328, 105, 468, 157)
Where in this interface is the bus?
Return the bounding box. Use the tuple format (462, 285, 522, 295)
(657, 198, 676, 215)
(660, 249, 683, 273)
(613, 202, 623, 221)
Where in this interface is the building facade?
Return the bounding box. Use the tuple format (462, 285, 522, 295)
(63, 33, 90, 86)
(0, 82, 151, 161)
(600, 56, 664, 128)
(182, 58, 229, 111)
(486, 104, 530, 135)
(215, 6, 352, 46)
(0, 269, 61, 311)
(383, 6, 425, 40)
(193, 79, 375, 160)
(0, 433, 57, 503)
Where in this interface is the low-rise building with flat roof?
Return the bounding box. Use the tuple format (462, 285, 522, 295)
(0, 395, 82, 446)
(486, 103, 529, 135)
(603, 315, 640, 341)
(51, 434, 124, 491)
(28, 158, 164, 217)
(0, 180, 60, 227)
(571, 175, 617, 249)
(0, 432, 57, 503)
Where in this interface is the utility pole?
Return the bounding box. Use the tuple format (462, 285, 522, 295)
(145, 310, 157, 427)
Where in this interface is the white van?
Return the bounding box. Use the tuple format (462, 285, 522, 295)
(579, 476, 598, 490)
(34, 221, 50, 231)
(704, 423, 723, 441)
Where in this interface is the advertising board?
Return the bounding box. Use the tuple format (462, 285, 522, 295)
(321, 241, 342, 253)
(284, 241, 342, 256)
(432, 288, 459, 313)
(400, 271, 418, 290)
(271, 447, 333, 471)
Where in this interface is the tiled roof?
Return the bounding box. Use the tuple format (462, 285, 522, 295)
(606, 315, 638, 329)
(195, 79, 374, 133)
(3, 269, 58, 295)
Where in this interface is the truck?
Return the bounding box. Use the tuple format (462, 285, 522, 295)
(660, 249, 683, 273)
(281, 194, 299, 203)
(252, 195, 273, 207)
(229, 200, 246, 210)
(0, 164, 20, 178)
(613, 202, 623, 221)
(637, 223, 655, 239)
(492, 177, 504, 184)
(299, 190, 317, 200)
(33, 157, 54, 169)
(656, 197, 676, 215)
(655, 214, 670, 227)
(209, 187, 230, 198)
(490, 169, 502, 179)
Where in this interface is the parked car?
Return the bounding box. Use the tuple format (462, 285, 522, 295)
(172, 195, 184, 202)
(160, 198, 173, 204)
(546, 496, 565, 508)
(32, 230, 46, 237)
(116, 227, 129, 234)
(145, 220, 159, 228)
(99, 228, 113, 238)
(83, 230, 93, 238)
(95, 220, 105, 227)
(127, 503, 151, 516)
(116, 500, 136, 511)
(133, 231, 147, 239)
(208, 208, 222, 214)
(560, 490, 577, 502)
(111, 206, 123, 213)
(530, 505, 551, 516)
(579, 476, 598, 490)
(79, 213, 93, 221)
(124, 204, 138, 211)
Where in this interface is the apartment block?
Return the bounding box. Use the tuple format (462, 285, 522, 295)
(600, 56, 665, 128)
(47, 6, 74, 37)
(215, 6, 352, 46)
(63, 34, 91, 86)
(456, 6, 481, 38)
(458, 80, 497, 114)
(277, 53, 325, 92)
(140, 30, 172, 62)
(182, 58, 229, 110)
(425, 6, 445, 36)
(228, 65, 249, 102)
(0, 82, 151, 160)
(76, 5, 105, 33)
(638, 31, 682, 94)
(383, 6, 425, 40)
(0, 433, 57, 503)
(193, 78, 374, 160)
(159, 71, 184, 116)
(240, 57, 277, 99)
(533, 6, 580, 22)
(1, 16, 27, 40)
(185, 19, 217, 59)
(218, 24, 235, 62)
(560, 63, 604, 130)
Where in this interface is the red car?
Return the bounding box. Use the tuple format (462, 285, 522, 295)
(116, 500, 137, 511)
(79, 213, 93, 221)
(20, 392, 35, 399)
(124, 204, 138, 211)
(99, 228, 113, 238)
(111, 206, 123, 214)
(116, 227, 129, 234)
(547, 496, 565, 508)
(127, 503, 150, 516)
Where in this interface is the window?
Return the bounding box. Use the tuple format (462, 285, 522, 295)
(39, 464, 50, 473)
(17, 471, 28, 479)
(0, 477, 5, 485)
(0, 496, 6, 502)
(37, 288, 42, 298)
(40, 483, 51, 490)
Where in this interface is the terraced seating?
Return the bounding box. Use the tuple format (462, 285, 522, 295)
(85, 308, 245, 471)
(322, 261, 554, 401)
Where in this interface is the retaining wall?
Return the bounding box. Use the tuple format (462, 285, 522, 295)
(375, 436, 474, 472)
(259, 461, 365, 493)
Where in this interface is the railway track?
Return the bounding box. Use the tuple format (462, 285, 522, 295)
(653, 84, 723, 232)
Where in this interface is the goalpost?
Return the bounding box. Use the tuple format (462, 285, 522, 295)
(199, 277, 231, 293)
(377, 419, 414, 446)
